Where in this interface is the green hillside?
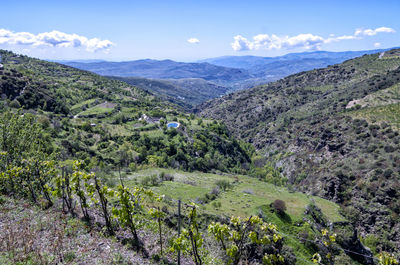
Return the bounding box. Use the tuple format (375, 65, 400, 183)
(0, 49, 395, 264)
(0, 49, 252, 173)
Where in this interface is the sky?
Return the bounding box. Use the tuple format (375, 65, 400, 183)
(0, 0, 399, 61)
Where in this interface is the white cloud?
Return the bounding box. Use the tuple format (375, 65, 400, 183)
(187, 37, 200, 44)
(0, 29, 114, 52)
(231, 35, 252, 51)
(333, 35, 358, 41)
(355, 27, 395, 36)
(232, 26, 395, 51)
(232, 33, 326, 51)
(374, 42, 382, 48)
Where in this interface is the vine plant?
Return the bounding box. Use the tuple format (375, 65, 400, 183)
(208, 216, 284, 265)
(71, 161, 91, 221)
(148, 195, 166, 257)
(85, 173, 116, 236)
(170, 203, 204, 265)
(112, 185, 154, 246)
(53, 167, 75, 215)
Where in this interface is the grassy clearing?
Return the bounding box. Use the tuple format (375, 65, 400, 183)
(79, 106, 114, 116)
(102, 123, 132, 136)
(139, 129, 164, 137)
(70, 98, 98, 111)
(117, 167, 346, 265)
(122, 168, 345, 223)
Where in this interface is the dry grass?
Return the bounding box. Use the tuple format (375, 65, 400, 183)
(0, 196, 158, 265)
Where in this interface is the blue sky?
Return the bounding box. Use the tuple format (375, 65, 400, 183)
(0, 0, 399, 61)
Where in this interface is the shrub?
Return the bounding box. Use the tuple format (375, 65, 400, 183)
(141, 175, 159, 186)
(210, 186, 220, 196)
(374, 168, 383, 176)
(384, 145, 395, 153)
(160, 172, 174, 181)
(215, 180, 232, 191)
(369, 124, 380, 130)
(9, 99, 21, 108)
(383, 169, 393, 178)
(211, 201, 222, 208)
(272, 199, 287, 215)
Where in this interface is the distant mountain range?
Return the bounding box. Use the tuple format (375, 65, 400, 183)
(63, 59, 251, 82)
(199, 49, 391, 80)
(110, 76, 229, 110)
(59, 48, 396, 107)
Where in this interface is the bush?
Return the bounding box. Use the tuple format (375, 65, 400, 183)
(9, 99, 21, 108)
(383, 169, 393, 178)
(215, 180, 232, 191)
(160, 172, 174, 181)
(141, 175, 159, 186)
(211, 201, 222, 208)
(210, 186, 220, 196)
(366, 145, 377, 153)
(384, 145, 395, 153)
(272, 199, 287, 215)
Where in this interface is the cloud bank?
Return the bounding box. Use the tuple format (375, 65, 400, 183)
(232, 27, 395, 51)
(187, 37, 200, 44)
(355, 27, 395, 36)
(0, 29, 114, 52)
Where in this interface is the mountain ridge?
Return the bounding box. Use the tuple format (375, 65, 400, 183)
(62, 59, 252, 81)
(59, 48, 398, 103)
(198, 49, 391, 68)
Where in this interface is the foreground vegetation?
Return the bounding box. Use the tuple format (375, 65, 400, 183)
(1, 111, 398, 265)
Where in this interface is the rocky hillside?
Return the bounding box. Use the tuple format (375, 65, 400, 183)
(199, 49, 400, 254)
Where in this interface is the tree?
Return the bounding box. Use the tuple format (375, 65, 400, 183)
(272, 200, 287, 215)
